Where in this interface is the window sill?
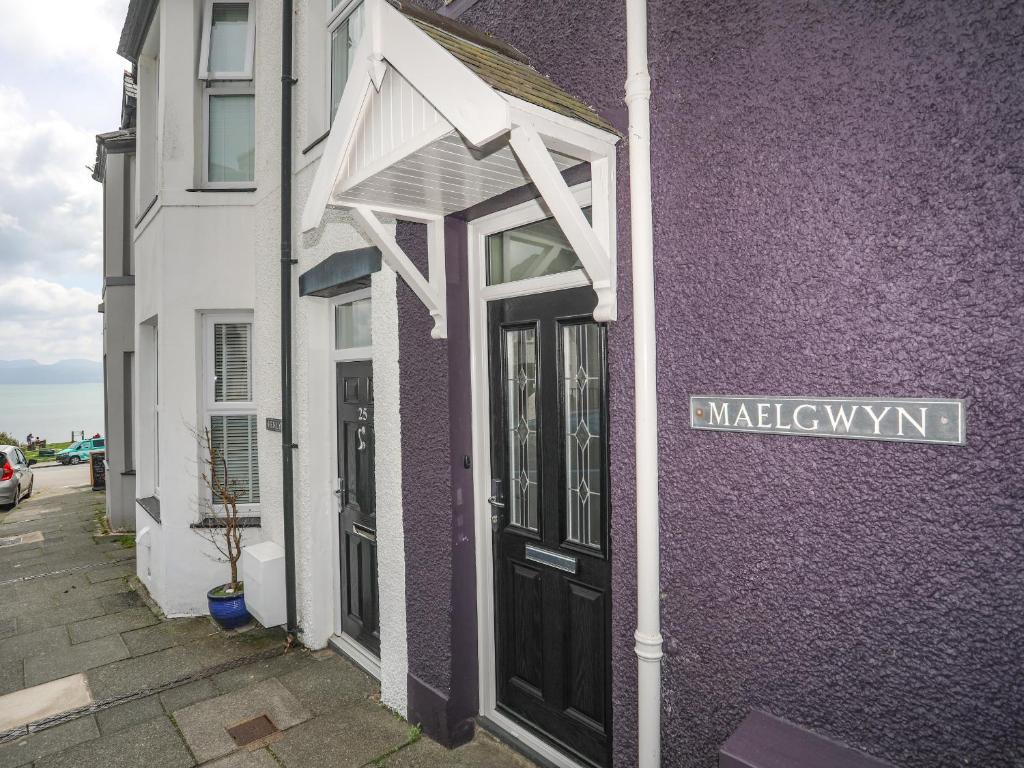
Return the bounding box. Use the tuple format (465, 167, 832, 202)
(302, 130, 330, 155)
(191, 516, 262, 529)
(122, 470, 136, 476)
(186, 187, 257, 193)
(137, 495, 161, 524)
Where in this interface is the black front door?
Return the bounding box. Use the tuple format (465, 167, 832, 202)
(488, 287, 612, 767)
(337, 360, 380, 657)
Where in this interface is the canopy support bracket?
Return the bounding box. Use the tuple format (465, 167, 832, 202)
(350, 205, 447, 339)
(509, 123, 617, 321)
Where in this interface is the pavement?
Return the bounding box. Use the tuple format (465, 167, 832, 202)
(0, 465, 535, 768)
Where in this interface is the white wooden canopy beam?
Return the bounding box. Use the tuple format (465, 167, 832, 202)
(301, 34, 376, 234)
(509, 123, 617, 321)
(350, 205, 447, 339)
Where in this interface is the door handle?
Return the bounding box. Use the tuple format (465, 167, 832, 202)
(487, 496, 505, 509)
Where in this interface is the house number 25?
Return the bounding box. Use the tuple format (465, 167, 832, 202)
(358, 408, 368, 421)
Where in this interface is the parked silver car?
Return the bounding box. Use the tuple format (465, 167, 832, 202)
(0, 445, 35, 509)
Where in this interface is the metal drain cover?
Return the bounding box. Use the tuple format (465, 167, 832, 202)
(226, 714, 278, 746)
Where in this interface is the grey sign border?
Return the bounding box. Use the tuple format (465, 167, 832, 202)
(689, 395, 966, 446)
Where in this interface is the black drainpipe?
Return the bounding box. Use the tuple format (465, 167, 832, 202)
(280, 0, 299, 642)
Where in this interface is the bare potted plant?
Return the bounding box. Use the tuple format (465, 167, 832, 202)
(197, 426, 252, 629)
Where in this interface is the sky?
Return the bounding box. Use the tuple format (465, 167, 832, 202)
(0, 0, 130, 364)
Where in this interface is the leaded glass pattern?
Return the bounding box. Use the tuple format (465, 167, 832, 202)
(505, 327, 539, 531)
(563, 323, 602, 547)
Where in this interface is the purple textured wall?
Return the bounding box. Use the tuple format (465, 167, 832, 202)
(403, 2, 1022, 766)
(445, 3, 640, 765)
(397, 218, 478, 747)
(396, 222, 453, 693)
(648, 3, 1024, 767)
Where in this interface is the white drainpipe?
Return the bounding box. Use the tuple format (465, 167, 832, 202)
(625, 1, 662, 766)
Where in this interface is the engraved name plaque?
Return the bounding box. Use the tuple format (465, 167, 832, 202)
(690, 396, 965, 445)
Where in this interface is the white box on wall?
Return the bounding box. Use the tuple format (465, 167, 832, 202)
(241, 541, 286, 628)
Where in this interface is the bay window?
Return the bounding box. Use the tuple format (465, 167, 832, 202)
(199, 0, 256, 187)
(203, 315, 260, 506)
(328, 0, 365, 124)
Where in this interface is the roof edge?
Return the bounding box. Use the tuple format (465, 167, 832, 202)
(117, 0, 158, 63)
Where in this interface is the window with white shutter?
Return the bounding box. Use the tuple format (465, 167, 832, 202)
(204, 314, 259, 506)
(214, 322, 252, 402)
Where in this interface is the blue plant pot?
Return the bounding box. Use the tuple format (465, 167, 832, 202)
(207, 584, 251, 630)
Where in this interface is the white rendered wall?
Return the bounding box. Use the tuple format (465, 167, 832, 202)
(276, 0, 409, 715)
(131, 0, 279, 617)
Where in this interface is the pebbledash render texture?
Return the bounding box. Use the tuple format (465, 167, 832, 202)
(397, 1, 1024, 767)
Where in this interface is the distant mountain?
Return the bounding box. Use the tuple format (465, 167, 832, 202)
(0, 359, 103, 385)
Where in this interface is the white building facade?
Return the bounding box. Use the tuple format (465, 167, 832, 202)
(120, 0, 278, 616)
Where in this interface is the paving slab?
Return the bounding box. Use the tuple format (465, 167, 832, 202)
(87, 634, 281, 700)
(95, 694, 164, 735)
(68, 606, 159, 644)
(0, 673, 92, 731)
(15, 598, 109, 633)
(277, 653, 378, 714)
(0, 717, 99, 768)
(210, 648, 313, 694)
(0, 662, 22, 696)
(0, 594, 60, 622)
(121, 617, 220, 657)
(86, 645, 210, 700)
(55, 579, 135, 606)
(0, 619, 16, 641)
(445, 731, 539, 768)
(24, 633, 130, 686)
(160, 679, 220, 714)
(380, 731, 536, 768)
(0, 625, 70, 664)
(269, 701, 414, 768)
(378, 737, 454, 767)
(173, 678, 312, 764)
(33, 715, 196, 768)
(86, 563, 135, 584)
(203, 748, 280, 767)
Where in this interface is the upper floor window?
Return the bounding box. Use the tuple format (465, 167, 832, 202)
(199, 1, 256, 80)
(328, 1, 365, 124)
(199, 0, 256, 186)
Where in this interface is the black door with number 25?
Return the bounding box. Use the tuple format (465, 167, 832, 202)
(336, 360, 379, 657)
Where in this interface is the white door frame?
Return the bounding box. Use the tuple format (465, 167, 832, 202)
(467, 183, 595, 768)
(326, 287, 381, 679)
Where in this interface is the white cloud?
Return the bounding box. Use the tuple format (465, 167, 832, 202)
(0, 277, 101, 363)
(0, 0, 127, 76)
(0, 85, 104, 277)
(0, 1, 130, 363)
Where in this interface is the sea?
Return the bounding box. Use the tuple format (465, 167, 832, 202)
(0, 383, 105, 444)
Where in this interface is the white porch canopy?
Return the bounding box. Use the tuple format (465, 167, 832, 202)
(302, 0, 621, 338)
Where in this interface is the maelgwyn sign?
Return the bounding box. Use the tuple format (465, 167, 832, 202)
(690, 396, 965, 445)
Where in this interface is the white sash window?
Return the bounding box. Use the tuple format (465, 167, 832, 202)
(199, 0, 256, 187)
(203, 314, 259, 506)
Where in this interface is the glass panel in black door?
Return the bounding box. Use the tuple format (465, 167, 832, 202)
(488, 287, 611, 768)
(336, 361, 379, 657)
